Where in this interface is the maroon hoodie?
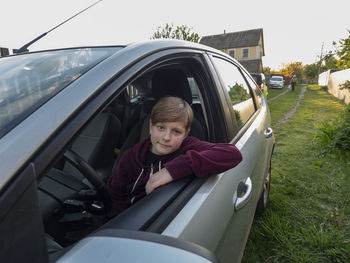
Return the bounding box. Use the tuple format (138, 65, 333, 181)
(107, 136, 242, 218)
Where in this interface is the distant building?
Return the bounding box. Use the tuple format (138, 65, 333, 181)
(200, 28, 265, 73)
(0, 47, 10, 57)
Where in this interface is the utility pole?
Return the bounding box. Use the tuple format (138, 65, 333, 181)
(317, 42, 324, 78)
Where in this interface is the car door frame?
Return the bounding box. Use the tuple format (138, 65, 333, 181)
(98, 48, 239, 232)
(159, 51, 257, 256)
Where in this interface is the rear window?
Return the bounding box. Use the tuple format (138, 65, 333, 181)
(211, 56, 256, 132)
(0, 47, 121, 138)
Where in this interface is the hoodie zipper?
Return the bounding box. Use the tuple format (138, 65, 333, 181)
(130, 161, 163, 205)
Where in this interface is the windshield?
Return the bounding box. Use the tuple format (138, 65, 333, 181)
(0, 47, 121, 138)
(271, 76, 283, 81)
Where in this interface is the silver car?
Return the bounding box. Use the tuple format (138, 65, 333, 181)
(0, 40, 274, 263)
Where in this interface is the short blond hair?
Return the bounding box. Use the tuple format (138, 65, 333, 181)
(150, 96, 193, 131)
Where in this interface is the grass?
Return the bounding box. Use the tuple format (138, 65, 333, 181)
(267, 85, 289, 100)
(242, 85, 350, 263)
(267, 85, 303, 125)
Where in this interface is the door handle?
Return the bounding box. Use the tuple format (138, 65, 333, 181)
(234, 177, 252, 211)
(264, 127, 273, 138)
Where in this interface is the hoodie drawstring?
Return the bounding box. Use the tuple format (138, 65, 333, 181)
(149, 163, 154, 177)
(130, 161, 161, 204)
(131, 168, 144, 194)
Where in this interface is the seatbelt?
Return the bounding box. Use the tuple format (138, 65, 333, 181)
(120, 102, 131, 144)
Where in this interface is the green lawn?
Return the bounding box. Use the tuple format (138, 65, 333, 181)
(267, 85, 289, 100)
(242, 85, 350, 263)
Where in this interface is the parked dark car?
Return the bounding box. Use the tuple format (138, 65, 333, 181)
(0, 39, 274, 263)
(250, 73, 268, 97)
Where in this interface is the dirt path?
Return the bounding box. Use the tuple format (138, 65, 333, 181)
(275, 86, 308, 126)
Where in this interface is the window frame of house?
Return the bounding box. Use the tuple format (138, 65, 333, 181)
(228, 49, 235, 58)
(242, 48, 249, 59)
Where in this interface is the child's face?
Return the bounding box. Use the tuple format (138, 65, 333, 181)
(149, 120, 189, 156)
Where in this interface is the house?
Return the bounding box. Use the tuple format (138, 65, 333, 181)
(0, 47, 10, 57)
(200, 28, 265, 73)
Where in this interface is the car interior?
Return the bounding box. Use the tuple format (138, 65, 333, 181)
(37, 61, 212, 259)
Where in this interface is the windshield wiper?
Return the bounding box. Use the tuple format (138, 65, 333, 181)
(17, 0, 103, 53)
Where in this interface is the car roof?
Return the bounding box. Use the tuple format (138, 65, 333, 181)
(12, 39, 226, 58)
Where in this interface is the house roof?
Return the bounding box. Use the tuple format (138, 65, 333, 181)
(238, 59, 262, 74)
(200, 28, 264, 55)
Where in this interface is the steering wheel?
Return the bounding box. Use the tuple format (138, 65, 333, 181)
(63, 150, 111, 214)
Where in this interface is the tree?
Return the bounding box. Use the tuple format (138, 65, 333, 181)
(151, 23, 200, 43)
(263, 67, 271, 74)
(321, 51, 339, 71)
(279, 62, 303, 80)
(303, 63, 319, 82)
(336, 29, 350, 70)
(228, 83, 250, 104)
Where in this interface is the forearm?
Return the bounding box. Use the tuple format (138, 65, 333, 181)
(145, 168, 173, 194)
(165, 143, 242, 180)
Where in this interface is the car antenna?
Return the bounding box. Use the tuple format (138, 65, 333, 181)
(17, 0, 103, 53)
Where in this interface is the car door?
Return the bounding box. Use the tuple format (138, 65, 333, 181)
(208, 54, 273, 262)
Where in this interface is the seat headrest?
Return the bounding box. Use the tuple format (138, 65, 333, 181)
(142, 97, 156, 114)
(151, 68, 192, 105)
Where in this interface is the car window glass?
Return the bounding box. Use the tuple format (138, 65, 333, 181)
(212, 57, 255, 129)
(188, 77, 200, 101)
(0, 47, 121, 138)
(243, 71, 262, 108)
(126, 85, 139, 99)
(251, 75, 259, 84)
(271, 76, 282, 81)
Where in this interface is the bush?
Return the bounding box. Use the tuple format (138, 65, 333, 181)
(314, 103, 350, 156)
(340, 80, 350, 91)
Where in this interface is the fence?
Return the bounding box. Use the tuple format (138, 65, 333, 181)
(319, 69, 350, 104)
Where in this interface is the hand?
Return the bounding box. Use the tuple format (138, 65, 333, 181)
(145, 168, 173, 195)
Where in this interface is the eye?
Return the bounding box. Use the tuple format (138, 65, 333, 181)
(157, 125, 164, 131)
(173, 129, 182, 135)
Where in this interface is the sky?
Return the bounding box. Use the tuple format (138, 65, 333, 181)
(1, 0, 349, 70)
